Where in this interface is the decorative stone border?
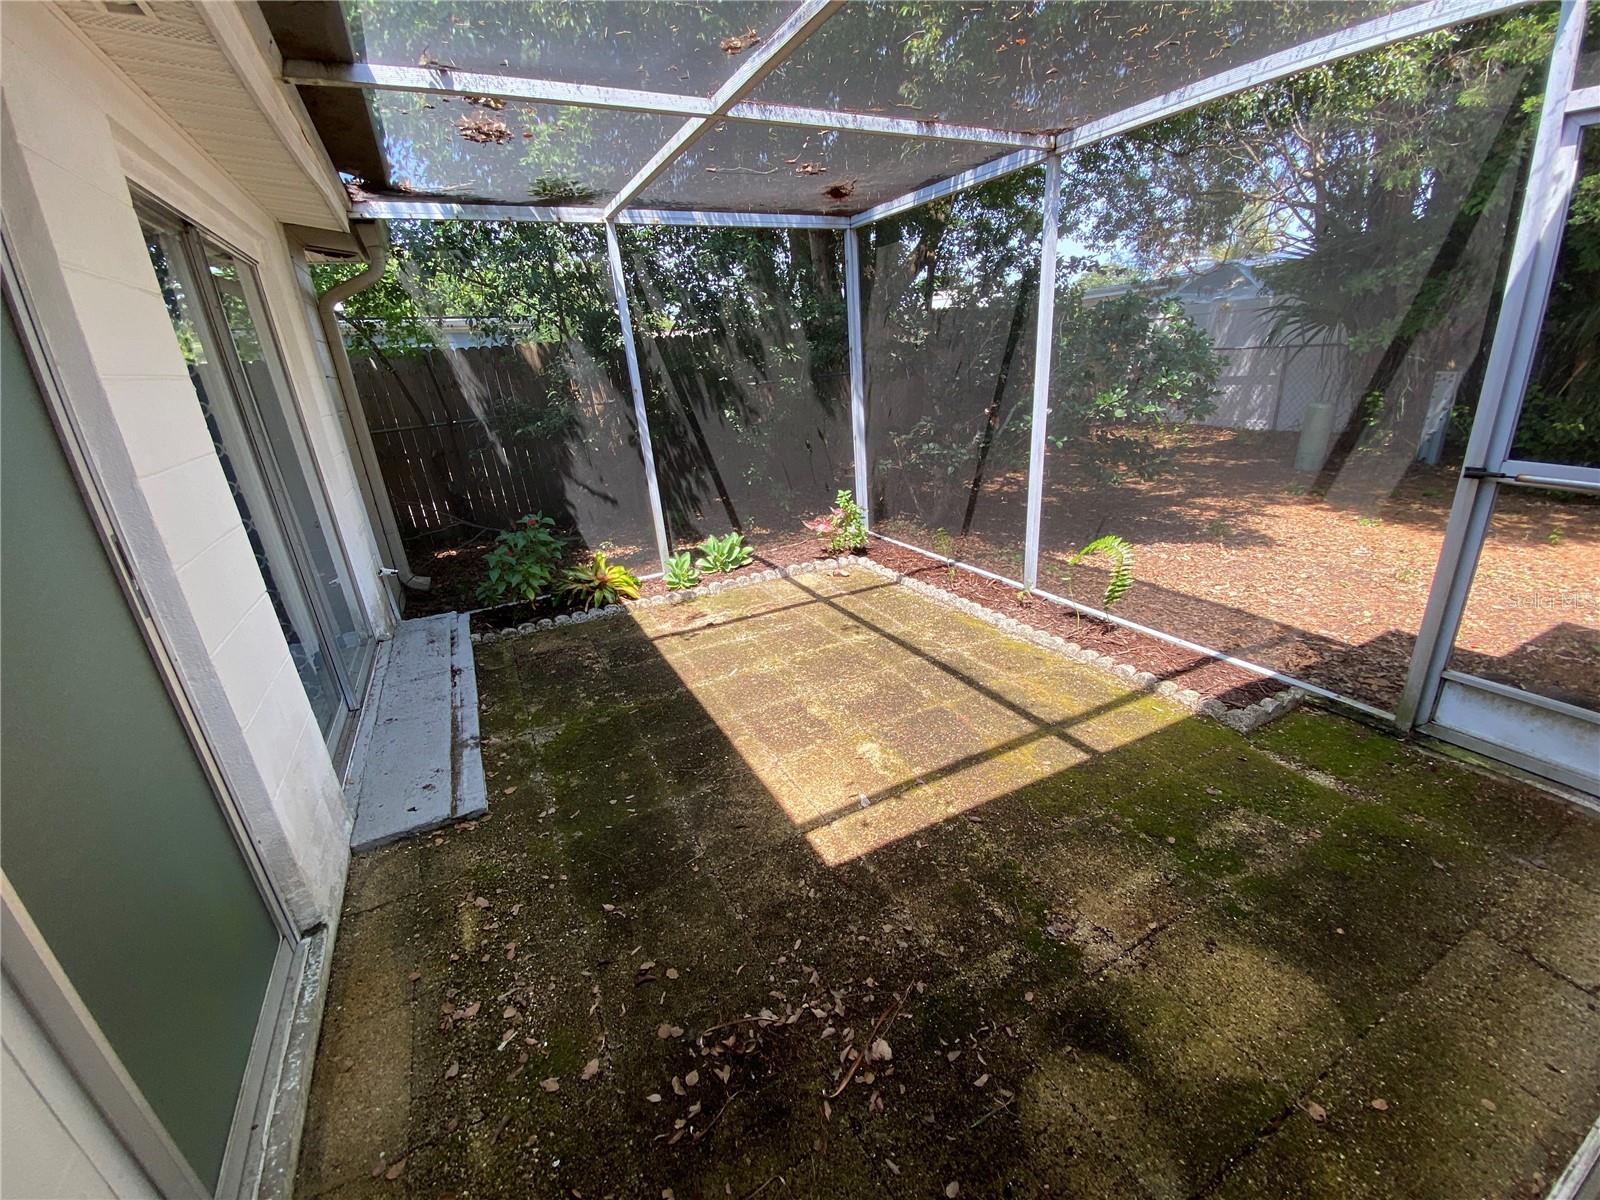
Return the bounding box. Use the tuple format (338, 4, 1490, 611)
(470, 553, 1303, 732)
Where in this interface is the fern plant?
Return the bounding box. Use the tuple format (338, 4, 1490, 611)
(1064, 535, 1134, 610)
(558, 552, 641, 610)
(476, 514, 566, 605)
(664, 551, 701, 591)
(695, 531, 754, 574)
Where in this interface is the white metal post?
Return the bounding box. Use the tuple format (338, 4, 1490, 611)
(1021, 154, 1062, 591)
(844, 227, 869, 520)
(603, 221, 671, 571)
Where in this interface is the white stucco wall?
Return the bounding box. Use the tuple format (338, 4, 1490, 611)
(0, 3, 385, 929)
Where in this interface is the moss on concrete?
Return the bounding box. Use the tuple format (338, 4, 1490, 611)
(299, 572, 1600, 1199)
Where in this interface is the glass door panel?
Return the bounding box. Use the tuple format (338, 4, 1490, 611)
(202, 244, 375, 692)
(142, 215, 347, 735)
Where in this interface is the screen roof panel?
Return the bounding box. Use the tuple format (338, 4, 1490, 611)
(751, 1, 1407, 135)
(344, 1, 801, 96)
(637, 121, 1010, 215)
(369, 90, 679, 204)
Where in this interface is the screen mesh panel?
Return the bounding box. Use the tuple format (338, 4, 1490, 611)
(336, 222, 659, 571)
(617, 225, 851, 552)
(345, 1, 799, 94)
(861, 167, 1047, 579)
(367, 91, 676, 204)
(1036, 9, 1557, 711)
(754, 1, 1405, 135)
(638, 121, 1010, 216)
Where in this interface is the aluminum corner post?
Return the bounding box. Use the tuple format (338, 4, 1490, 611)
(1393, 0, 1587, 730)
(844, 227, 869, 520)
(1021, 153, 1062, 591)
(602, 221, 671, 571)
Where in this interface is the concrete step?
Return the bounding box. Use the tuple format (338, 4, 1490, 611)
(345, 612, 486, 852)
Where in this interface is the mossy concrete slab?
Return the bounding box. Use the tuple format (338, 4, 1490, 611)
(298, 572, 1600, 1199)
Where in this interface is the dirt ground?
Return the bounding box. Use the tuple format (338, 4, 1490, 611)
(881, 427, 1599, 713)
(299, 570, 1599, 1200)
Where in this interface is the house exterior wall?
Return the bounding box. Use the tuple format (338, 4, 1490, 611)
(1, 3, 384, 927)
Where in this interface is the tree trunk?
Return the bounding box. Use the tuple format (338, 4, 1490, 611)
(960, 263, 1039, 537)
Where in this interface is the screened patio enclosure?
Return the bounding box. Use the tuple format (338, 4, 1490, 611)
(274, 0, 1600, 792)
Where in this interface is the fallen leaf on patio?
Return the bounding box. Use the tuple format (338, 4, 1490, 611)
(869, 1038, 892, 1063)
(384, 1157, 407, 1181)
(657, 1023, 684, 1039)
(540, 1077, 560, 1092)
(945, 1183, 960, 1198)
(647, 1092, 663, 1103)
(1480, 1098, 1497, 1112)
(973, 1074, 989, 1089)
(1370, 1098, 1389, 1111)
(1306, 1101, 1328, 1122)
(407, 970, 421, 982)
(666, 967, 680, 979)
(685, 1070, 699, 1087)
(582, 1058, 601, 1080)
(444, 1061, 459, 1079)
(473, 896, 491, 909)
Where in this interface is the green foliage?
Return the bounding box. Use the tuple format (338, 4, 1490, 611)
(1048, 288, 1223, 482)
(804, 490, 867, 553)
(664, 552, 701, 591)
(1065, 535, 1135, 611)
(558, 552, 641, 610)
(475, 514, 565, 605)
(694, 532, 754, 574)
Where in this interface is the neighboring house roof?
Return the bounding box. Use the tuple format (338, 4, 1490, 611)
(1083, 259, 1273, 303)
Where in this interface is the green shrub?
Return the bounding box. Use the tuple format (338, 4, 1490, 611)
(558, 552, 642, 610)
(695, 531, 754, 574)
(476, 514, 566, 605)
(803, 490, 867, 553)
(664, 552, 701, 591)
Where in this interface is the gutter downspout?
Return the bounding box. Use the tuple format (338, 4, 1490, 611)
(315, 219, 430, 600)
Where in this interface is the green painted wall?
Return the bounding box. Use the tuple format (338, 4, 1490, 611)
(1, 300, 283, 1186)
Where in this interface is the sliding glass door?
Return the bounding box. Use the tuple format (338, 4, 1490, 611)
(139, 200, 374, 746)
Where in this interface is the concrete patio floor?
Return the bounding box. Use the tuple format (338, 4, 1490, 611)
(298, 569, 1600, 1200)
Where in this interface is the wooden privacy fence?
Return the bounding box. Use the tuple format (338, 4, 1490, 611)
(349, 333, 853, 551)
(348, 340, 658, 548)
